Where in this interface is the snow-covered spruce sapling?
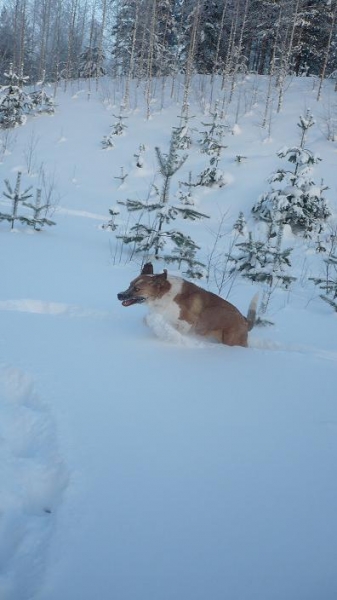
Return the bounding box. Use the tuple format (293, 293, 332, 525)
(0, 64, 33, 128)
(118, 129, 209, 276)
(310, 227, 337, 311)
(0, 172, 32, 229)
(173, 108, 196, 151)
(30, 76, 55, 115)
(102, 113, 128, 149)
(196, 157, 228, 188)
(172, 122, 192, 151)
(233, 211, 247, 236)
(134, 144, 146, 168)
(310, 253, 337, 311)
(101, 207, 120, 232)
(164, 232, 205, 279)
(252, 111, 331, 237)
(196, 102, 228, 188)
(22, 188, 56, 231)
(199, 102, 228, 156)
(227, 220, 296, 319)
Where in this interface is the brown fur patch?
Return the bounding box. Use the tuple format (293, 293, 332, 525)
(174, 280, 250, 346)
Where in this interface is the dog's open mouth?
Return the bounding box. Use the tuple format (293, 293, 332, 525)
(120, 297, 145, 307)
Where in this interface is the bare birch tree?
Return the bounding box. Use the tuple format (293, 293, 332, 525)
(317, 0, 337, 101)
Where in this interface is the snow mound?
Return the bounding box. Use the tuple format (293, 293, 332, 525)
(0, 299, 109, 319)
(145, 312, 206, 347)
(0, 366, 68, 600)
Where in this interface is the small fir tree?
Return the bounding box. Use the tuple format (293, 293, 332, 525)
(102, 113, 128, 149)
(101, 207, 119, 231)
(134, 144, 146, 168)
(0, 64, 33, 128)
(227, 219, 296, 317)
(310, 228, 337, 311)
(233, 211, 247, 236)
(310, 253, 337, 311)
(252, 111, 331, 237)
(198, 102, 228, 156)
(118, 129, 209, 276)
(0, 173, 56, 231)
(22, 188, 56, 230)
(196, 102, 228, 188)
(0, 172, 32, 229)
(30, 74, 55, 115)
(196, 159, 228, 188)
(173, 109, 195, 151)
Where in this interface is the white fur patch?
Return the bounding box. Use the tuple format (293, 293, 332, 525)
(147, 276, 192, 334)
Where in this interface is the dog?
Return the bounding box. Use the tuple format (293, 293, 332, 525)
(117, 262, 258, 347)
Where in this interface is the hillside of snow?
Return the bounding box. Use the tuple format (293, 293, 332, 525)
(0, 75, 337, 600)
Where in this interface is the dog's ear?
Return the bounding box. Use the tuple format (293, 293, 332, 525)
(153, 269, 168, 286)
(141, 262, 153, 275)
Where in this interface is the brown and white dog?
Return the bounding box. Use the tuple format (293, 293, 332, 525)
(117, 263, 258, 347)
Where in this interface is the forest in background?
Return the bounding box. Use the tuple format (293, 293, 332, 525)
(0, 0, 336, 90)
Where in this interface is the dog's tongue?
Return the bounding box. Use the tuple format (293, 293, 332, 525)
(122, 299, 136, 307)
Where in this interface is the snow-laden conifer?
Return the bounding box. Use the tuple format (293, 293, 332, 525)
(227, 217, 296, 317)
(30, 74, 55, 115)
(252, 111, 331, 237)
(0, 64, 33, 128)
(118, 128, 209, 277)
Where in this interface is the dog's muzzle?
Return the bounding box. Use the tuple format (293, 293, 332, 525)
(117, 291, 146, 307)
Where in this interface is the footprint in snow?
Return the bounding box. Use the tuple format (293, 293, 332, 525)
(0, 366, 68, 600)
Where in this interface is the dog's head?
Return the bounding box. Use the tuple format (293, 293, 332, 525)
(117, 262, 169, 307)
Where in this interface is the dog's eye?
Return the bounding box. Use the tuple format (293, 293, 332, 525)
(134, 287, 140, 292)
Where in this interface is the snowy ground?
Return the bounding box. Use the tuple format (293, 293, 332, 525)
(0, 75, 337, 600)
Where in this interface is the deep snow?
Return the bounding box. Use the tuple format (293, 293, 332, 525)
(0, 74, 337, 600)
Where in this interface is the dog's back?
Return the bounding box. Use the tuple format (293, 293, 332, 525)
(174, 279, 256, 346)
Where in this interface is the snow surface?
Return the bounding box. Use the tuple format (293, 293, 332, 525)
(0, 75, 337, 600)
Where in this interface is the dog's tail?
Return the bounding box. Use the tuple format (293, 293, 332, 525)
(247, 293, 259, 331)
